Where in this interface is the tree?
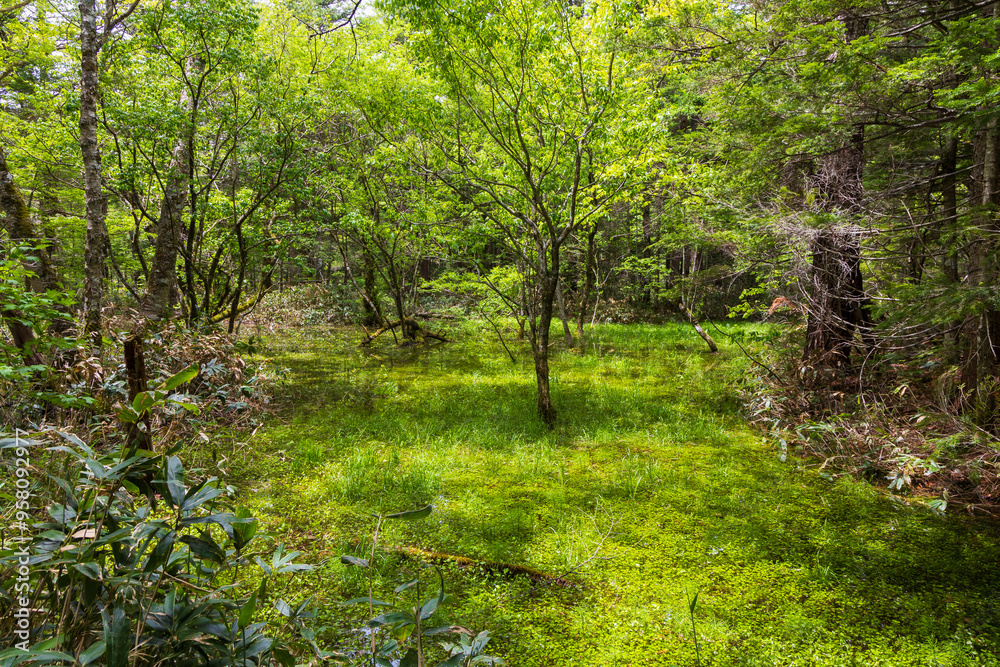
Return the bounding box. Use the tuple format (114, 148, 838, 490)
(102, 0, 305, 329)
(78, 0, 109, 353)
(386, 0, 654, 424)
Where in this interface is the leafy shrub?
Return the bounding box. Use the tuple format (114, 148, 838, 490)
(0, 242, 82, 423)
(100, 322, 276, 427)
(0, 370, 328, 666)
(247, 285, 360, 331)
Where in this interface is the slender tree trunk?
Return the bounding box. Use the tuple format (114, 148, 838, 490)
(576, 221, 598, 339)
(79, 0, 109, 354)
(362, 249, 379, 327)
(804, 227, 867, 367)
(679, 300, 718, 353)
(803, 10, 870, 369)
(227, 213, 249, 334)
(180, 58, 204, 324)
(529, 239, 560, 427)
(1, 149, 59, 292)
(532, 274, 557, 427)
(962, 113, 1000, 425)
(556, 280, 574, 348)
(124, 334, 152, 451)
(960, 0, 999, 420)
(939, 134, 960, 281)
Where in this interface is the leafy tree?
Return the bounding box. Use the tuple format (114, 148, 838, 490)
(386, 0, 655, 424)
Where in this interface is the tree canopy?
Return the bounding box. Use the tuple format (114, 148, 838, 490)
(1, 0, 998, 428)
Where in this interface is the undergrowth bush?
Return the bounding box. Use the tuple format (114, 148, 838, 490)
(0, 371, 330, 666)
(742, 323, 1000, 512)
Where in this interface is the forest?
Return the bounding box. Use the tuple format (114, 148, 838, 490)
(2, 0, 1000, 664)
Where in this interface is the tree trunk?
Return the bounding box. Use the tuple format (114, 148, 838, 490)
(556, 280, 574, 348)
(576, 220, 598, 339)
(140, 123, 189, 321)
(679, 300, 718, 353)
(362, 249, 379, 327)
(124, 334, 153, 451)
(1, 148, 68, 365)
(529, 240, 560, 427)
(180, 58, 205, 324)
(803, 10, 870, 368)
(79, 0, 109, 354)
(532, 275, 557, 427)
(961, 112, 1000, 426)
(941, 134, 960, 282)
(804, 228, 867, 367)
(0, 149, 60, 293)
(1, 311, 45, 368)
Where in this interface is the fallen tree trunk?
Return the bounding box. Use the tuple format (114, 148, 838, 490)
(359, 316, 451, 347)
(395, 545, 576, 587)
(679, 300, 718, 353)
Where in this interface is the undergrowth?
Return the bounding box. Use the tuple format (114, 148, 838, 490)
(743, 321, 1000, 514)
(235, 319, 1000, 666)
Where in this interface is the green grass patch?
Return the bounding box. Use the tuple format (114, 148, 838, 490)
(236, 320, 1000, 666)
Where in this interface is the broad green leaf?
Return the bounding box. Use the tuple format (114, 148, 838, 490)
(400, 648, 419, 667)
(162, 456, 185, 507)
(72, 562, 102, 581)
(163, 365, 198, 391)
(239, 589, 258, 630)
(180, 534, 226, 563)
(131, 392, 155, 415)
(340, 597, 393, 607)
(78, 640, 106, 665)
(143, 530, 176, 573)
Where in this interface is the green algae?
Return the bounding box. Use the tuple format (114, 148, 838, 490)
(239, 321, 1000, 666)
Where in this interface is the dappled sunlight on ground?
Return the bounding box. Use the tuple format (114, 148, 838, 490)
(238, 321, 1000, 666)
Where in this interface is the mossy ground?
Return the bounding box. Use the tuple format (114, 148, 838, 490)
(234, 320, 1000, 666)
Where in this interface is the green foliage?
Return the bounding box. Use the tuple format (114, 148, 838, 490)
(0, 368, 328, 666)
(0, 241, 81, 415)
(340, 506, 504, 667)
(243, 323, 1000, 666)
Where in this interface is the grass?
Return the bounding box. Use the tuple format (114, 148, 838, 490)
(234, 319, 1000, 666)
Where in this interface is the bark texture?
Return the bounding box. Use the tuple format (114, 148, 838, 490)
(124, 334, 153, 451)
(140, 132, 188, 321)
(79, 0, 109, 352)
(1, 148, 59, 366)
(678, 300, 718, 353)
(803, 228, 868, 367)
(961, 113, 1000, 425)
(530, 256, 559, 427)
(0, 149, 60, 292)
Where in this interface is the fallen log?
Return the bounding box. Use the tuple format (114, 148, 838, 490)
(678, 300, 718, 353)
(359, 316, 451, 347)
(394, 545, 577, 587)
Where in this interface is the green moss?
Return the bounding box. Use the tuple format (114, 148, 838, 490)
(237, 321, 1000, 666)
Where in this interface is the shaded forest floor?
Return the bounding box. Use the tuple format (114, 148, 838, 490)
(232, 320, 1000, 666)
